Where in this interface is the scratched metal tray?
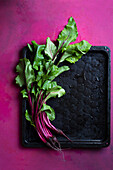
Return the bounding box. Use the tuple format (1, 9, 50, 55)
(22, 46, 110, 148)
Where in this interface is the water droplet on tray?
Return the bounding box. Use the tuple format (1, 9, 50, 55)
(95, 77, 99, 81)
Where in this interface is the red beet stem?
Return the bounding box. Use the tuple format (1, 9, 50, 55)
(40, 112, 61, 150)
(35, 114, 60, 150)
(36, 90, 42, 114)
(40, 93, 43, 105)
(42, 112, 53, 129)
(39, 112, 53, 139)
(35, 114, 46, 143)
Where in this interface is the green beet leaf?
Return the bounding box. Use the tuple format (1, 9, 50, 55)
(38, 79, 43, 88)
(60, 40, 92, 63)
(45, 86, 65, 102)
(15, 58, 35, 88)
(45, 37, 57, 60)
(33, 44, 45, 70)
(40, 104, 55, 121)
(25, 110, 35, 127)
(36, 64, 45, 85)
(45, 60, 53, 71)
(39, 65, 70, 85)
(44, 60, 53, 74)
(15, 59, 26, 87)
(31, 40, 38, 49)
(25, 59, 35, 88)
(27, 43, 33, 52)
(42, 80, 57, 90)
(57, 17, 78, 50)
(31, 86, 36, 95)
(42, 80, 51, 90)
(21, 89, 28, 98)
(48, 65, 70, 81)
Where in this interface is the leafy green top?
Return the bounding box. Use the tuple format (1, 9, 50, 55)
(15, 17, 92, 125)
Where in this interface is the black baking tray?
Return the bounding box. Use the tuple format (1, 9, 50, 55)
(22, 46, 111, 148)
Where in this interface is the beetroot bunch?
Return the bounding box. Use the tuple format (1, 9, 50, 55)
(15, 17, 91, 150)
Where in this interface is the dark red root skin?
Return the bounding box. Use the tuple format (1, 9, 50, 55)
(57, 129, 72, 142)
(43, 112, 72, 142)
(46, 142, 61, 151)
(52, 136, 61, 149)
(48, 137, 61, 150)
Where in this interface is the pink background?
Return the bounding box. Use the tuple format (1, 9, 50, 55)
(0, 0, 113, 170)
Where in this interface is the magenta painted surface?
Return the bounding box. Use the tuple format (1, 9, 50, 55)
(0, 0, 113, 170)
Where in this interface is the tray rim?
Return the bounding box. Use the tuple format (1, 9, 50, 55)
(21, 46, 111, 148)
